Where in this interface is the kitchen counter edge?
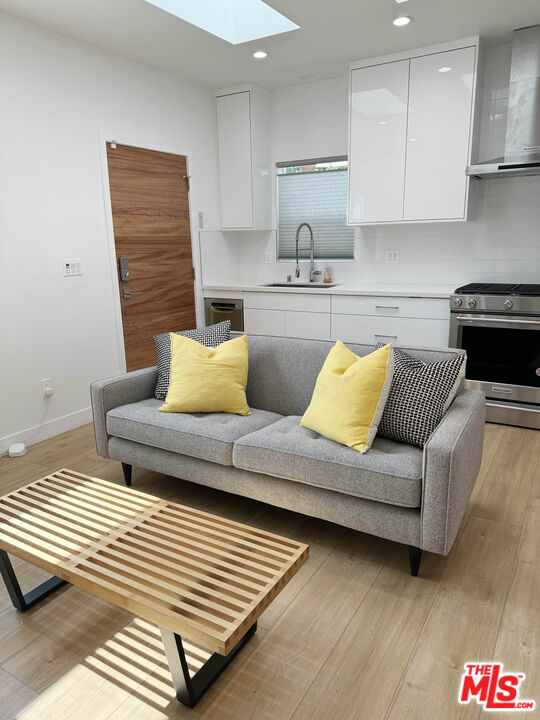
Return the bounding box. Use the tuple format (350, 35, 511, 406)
(202, 283, 454, 299)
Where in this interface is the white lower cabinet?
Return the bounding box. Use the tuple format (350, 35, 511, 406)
(244, 308, 285, 336)
(244, 307, 331, 339)
(332, 295, 448, 320)
(243, 292, 332, 339)
(241, 291, 450, 346)
(285, 311, 331, 340)
(331, 313, 450, 348)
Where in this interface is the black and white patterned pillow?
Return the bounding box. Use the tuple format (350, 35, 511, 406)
(153, 321, 231, 400)
(378, 347, 466, 447)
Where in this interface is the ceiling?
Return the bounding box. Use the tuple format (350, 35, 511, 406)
(1, 0, 539, 89)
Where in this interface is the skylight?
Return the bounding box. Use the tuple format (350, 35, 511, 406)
(144, 0, 300, 45)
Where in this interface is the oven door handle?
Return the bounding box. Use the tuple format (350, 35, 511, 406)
(455, 315, 540, 327)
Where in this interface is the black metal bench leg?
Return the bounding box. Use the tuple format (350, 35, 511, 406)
(0, 550, 66, 612)
(121, 463, 132, 487)
(408, 545, 422, 576)
(160, 622, 257, 707)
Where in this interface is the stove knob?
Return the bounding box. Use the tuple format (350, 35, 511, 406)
(453, 297, 463, 306)
(467, 298, 477, 309)
(504, 299, 513, 310)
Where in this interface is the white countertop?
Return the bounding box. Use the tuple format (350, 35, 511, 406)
(202, 282, 455, 299)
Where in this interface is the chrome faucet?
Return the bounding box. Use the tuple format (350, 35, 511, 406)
(295, 222, 321, 282)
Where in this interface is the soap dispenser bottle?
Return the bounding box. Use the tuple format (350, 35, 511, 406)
(323, 265, 333, 284)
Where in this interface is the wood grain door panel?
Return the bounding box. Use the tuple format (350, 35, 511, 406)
(107, 143, 196, 372)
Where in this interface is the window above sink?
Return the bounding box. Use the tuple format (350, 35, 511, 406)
(276, 157, 355, 262)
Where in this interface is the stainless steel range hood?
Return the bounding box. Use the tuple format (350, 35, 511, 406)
(467, 25, 540, 179)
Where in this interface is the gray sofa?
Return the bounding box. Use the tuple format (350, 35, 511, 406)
(91, 334, 485, 576)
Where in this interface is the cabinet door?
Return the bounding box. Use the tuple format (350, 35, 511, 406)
(244, 308, 285, 336)
(331, 314, 450, 348)
(284, 311, 331, 340)
(403, 46, 475, 221)
(217, 92, 253, 229)
(349, 60, 409, 223)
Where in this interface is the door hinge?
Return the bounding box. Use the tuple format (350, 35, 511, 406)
(192, 267, 196, 280)
(183, 175, 190, 191)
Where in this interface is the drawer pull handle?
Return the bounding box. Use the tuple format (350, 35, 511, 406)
(375, 305, 399, 310)
(491, 386, 513, 394)
(374, 334, 398, 339)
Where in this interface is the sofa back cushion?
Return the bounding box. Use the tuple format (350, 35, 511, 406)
(233, 333, 466, 417)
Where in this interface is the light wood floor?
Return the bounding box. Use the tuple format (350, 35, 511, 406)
(0, 422, 538, 720)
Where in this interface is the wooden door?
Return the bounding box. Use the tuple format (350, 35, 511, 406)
(106, 143, 196, 371)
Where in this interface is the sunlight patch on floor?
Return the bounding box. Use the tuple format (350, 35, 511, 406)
(15, 616, 212, 719)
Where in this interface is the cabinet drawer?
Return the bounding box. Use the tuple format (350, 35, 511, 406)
(331, 314, 450, 348)
(285, 311, 331, 340)
(243, 291, 331, 313)
(332, 295, 449, 320)
(244, 308, 285, 336)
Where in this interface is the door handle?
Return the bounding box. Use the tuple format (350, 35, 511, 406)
(122, 289, 143, 300)
(455, 315, 540, 327)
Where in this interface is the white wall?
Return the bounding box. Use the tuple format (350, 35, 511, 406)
(0, 14, 220, 450)
(201, 44, 540, 289)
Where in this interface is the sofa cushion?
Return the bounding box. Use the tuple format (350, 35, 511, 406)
(232, 415, 423, 508)
(154, 320, 231, 400)
(106, 399, 282, 466)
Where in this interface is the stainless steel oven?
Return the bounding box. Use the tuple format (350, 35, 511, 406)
(450, 284, 540, 429)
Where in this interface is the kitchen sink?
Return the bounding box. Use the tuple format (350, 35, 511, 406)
(261, 282, 340, 289)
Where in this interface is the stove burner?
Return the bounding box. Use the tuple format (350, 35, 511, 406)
(455, 283, 540, 296)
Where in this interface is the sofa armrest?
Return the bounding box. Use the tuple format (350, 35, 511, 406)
(90, 366, 158, 458)
(421, 389, 485, 555)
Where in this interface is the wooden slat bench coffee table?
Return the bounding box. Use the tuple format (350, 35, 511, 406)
(0, 468, 309, 707)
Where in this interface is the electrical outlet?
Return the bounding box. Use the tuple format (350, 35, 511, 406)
(198, 211, 204, 229)
(40, 377, 54, 398)
(385, 250, 399, 264)
(63, 258, 83, 276)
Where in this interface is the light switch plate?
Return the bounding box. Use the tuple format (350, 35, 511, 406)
(385, 251, 399, 264)
(63, 258, 83, 276)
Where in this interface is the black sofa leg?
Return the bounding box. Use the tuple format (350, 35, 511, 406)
(408, 546, 422, 576)
(121, 463, 132, 487)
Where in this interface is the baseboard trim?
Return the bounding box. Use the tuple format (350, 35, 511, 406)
(0, 407, 93, 454)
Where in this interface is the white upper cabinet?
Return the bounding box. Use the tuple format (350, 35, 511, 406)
(216, 86, 272, 230)
(404, 46, 476, 221)
(348, 38, 478, 225)
(349, 60, 409, 223)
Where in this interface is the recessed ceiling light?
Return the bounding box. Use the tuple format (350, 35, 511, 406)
(393, 15, 412, 26)
(379, 121, 388, 125)
(144, 0, 299, 45)
(438, 66, 452, 73)
(395, 0, 409, 3)
(409, 137, 417, 142)
(253, 50, 268, 59)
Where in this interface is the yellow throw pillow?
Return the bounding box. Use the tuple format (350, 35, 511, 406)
(159, 333, 250, 416)
(300, 341, 394, 453)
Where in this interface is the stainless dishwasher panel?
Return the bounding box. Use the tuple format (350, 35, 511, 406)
(205, 298, 244, 331)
